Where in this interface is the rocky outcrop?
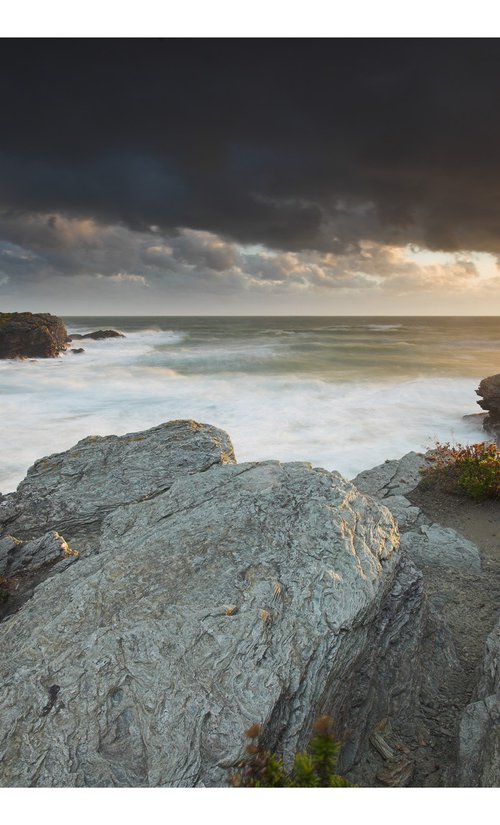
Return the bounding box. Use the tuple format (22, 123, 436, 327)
(476, 373, 500, 446)
(353, 452, 481, 576)
(0, 424, 496, 787)
(0, 419, 438, 788)
(0, 420, 236, 551)
(69, 329, 125, 340)
(459, 618, 500, 786)
(353, 451, 499, 786)
(0, 312, 69, 359)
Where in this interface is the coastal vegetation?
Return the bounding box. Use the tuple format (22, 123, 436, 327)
(229, 716, 352, 788)
(424, 441, 500, 500)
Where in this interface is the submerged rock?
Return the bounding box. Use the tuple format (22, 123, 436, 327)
(476, 373, 500, 446)
(69, 329, 125, 340)
(0, 312, 69, 359)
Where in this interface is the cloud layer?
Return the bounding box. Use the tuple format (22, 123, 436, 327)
(1, 40, 500, 312)
(1, 40, 500, 255)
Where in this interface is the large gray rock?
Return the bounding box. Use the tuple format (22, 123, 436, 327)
(0, 420, 236, 549)
(0, 458, 429, 788)
(459, 618, 500, 786)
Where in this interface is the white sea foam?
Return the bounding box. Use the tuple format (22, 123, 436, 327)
(0, 330, 486, 493)
(365, 324, 403, 332)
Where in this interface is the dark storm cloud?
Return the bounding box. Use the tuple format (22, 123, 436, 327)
(2, 39, 500, 255)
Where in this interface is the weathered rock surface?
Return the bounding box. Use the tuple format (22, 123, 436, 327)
(0, 530, 77, 577)
(0, 454, 434, 787)
(459, 618, 500, 786)
(0, 312, 69, 359)
(353, 453, 482, 576)
(476, 373, 500, 446)
(0, 422, 433, 788)
(353, 451, 429, 500)
(353, 451, 499, 786)
(69, 329, 125, 341)
(400, 524, 481, 574)
(0, 420, 236, 550)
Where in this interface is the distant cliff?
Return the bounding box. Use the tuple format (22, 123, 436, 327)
(0, 312, 69, 359)
(476, 373, 500, 446)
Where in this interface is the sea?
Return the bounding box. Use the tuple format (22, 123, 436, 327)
(1, 316, 498, 494)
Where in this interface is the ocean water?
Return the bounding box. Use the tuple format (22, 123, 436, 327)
(0, 316, 498, 493)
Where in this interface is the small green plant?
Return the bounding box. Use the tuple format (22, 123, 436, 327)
(229, 716, 353, 787)
(424, 441, 500, 500)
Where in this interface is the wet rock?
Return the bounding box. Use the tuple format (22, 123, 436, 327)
(76, 329, 125, 340)
(476, 374, 500, 446)
(70, 348, 85, 354)
(0, 312, 69, 359)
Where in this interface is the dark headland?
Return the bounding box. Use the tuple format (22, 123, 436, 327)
(0, 311, 124, 359)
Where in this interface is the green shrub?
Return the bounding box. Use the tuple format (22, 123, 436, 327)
(228, 716, 353, 787)
(423, 441, 500, 500)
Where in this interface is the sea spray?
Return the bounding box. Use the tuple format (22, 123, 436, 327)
(0, 316, 496, 493)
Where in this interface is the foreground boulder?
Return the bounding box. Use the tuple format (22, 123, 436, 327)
(476, 373, 500, 446)
(0, 312, 68, 359)
(0, 454, 429, 787)
(0, 421, 436, 787)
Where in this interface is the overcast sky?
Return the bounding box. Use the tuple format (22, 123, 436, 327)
(1, 39, 500, 315)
